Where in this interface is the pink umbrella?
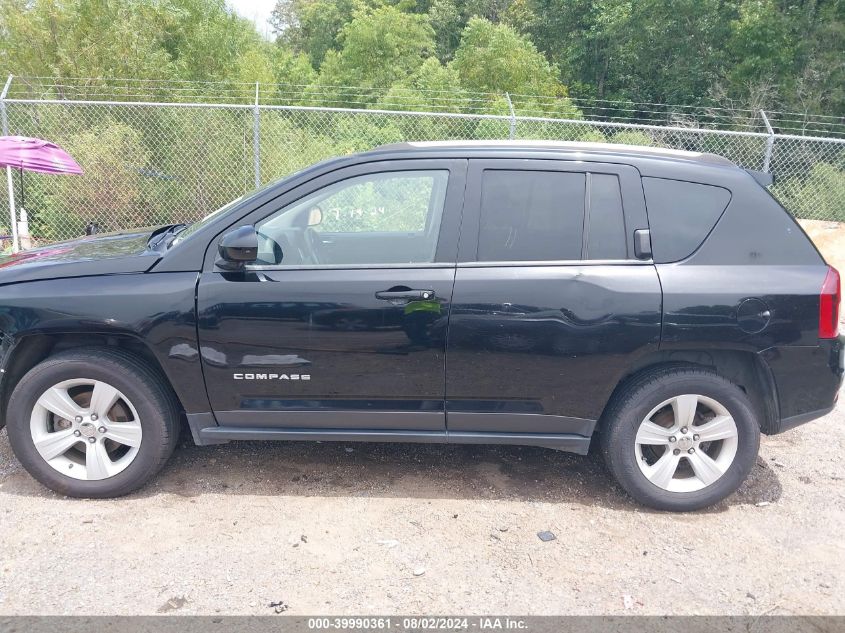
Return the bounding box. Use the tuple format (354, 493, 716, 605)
(0, 136, 83, 175)
(0, 136, 82, 250)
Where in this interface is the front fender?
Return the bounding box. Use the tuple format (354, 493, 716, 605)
(0, 272, 208, 422)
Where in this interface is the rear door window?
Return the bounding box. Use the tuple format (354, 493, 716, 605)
(642, 177, 731, 263)
(478, 170, 585, 261)
(476, 169, 629, 262)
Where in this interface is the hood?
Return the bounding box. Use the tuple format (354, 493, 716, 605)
(0, 227, 163, 285)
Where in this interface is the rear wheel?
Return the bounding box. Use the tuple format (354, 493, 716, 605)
(6, 349, 180, 498)
(600, 367, 760, 511)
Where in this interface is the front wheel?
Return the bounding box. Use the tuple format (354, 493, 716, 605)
(6, 349, 180, 498)
(600, 367, 760, 511)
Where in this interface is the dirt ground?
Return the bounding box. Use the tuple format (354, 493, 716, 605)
(798, 219, 845, 272)
(1, 409, 843, 616)
(0, 222, 843, 617)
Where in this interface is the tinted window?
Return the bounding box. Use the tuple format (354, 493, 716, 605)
(587, 173, 627, 259)
(478, 170, 586, 261)
(643, 177, 731, 263)
(313, 172, 443, 234)
(256, 170, 448, 266)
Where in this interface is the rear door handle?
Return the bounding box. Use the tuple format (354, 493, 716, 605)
(375, 289, 435, 303)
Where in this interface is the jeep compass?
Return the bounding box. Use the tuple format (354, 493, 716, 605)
(0, 141, 841, 511)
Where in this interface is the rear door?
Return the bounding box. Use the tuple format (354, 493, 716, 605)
(197, 159, 466, 431)
(445, 159, 662, 436)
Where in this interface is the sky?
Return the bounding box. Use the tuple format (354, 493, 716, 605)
(227, 0, 276, 39)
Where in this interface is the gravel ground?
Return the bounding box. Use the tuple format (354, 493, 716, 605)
(0, 401, 843, 616)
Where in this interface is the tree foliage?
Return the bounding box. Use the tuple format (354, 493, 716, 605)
(3, 0, 841, 116)
(318, 6, 436, 93)
(521, 0, 845, 115)
(269, 0, 357, 67)
(451, 17, 558, 95)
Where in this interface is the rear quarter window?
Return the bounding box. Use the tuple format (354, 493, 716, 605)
(642, 177, 731, 263)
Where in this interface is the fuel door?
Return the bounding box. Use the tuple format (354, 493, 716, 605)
(736, 297, 772, 334)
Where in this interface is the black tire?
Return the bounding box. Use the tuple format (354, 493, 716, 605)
(600, 366, 760, 511)
(6, 348, 180, 498)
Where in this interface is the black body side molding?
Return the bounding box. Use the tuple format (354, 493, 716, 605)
(195, 425, 592, 454)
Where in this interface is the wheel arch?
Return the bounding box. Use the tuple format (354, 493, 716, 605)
(0, 331, 186, 429)
(602, 348, 779, 434)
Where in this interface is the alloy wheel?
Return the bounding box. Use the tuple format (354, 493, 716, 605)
(29, 378, 143, 481)
(634, 394, 739, 493)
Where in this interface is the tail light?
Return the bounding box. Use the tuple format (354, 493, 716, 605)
(819, 266, 840, 339)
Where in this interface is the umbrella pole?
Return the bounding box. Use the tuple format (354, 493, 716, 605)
(5, 166, 18, 253)
(18, 167, 24, 210)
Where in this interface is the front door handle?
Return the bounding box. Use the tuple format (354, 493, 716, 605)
(375, 289, 435, 303)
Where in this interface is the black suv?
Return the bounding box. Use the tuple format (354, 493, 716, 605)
(0, 141, 841, 510)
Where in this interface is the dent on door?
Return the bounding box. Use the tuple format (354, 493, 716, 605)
(445, 265, 663, 434)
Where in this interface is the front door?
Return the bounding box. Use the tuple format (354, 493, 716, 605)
(197, 159, 466, 430)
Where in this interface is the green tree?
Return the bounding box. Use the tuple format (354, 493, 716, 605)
(312, 6, 436, 100)
(376, 58, 465, 112)
(0, 0, 176, 83)
(450, 17, 561, 94)
(272, 48, 317, 88)
(270, 0, 358, 67)
(234, 45, 278, 101)
(449, 17, 579, 117)
(157, 0, 277, 84)
(429, 0, 463, 61)
(721, 0, 845, 118)
(528, 0, 732, 105)
(773, 162, 845, 222)
(726, 0, 795, 89)
(375, 58, 468, 139)
(0, 0, 276, 92)
(800, 0, 845, 117)
(42, 122, 150, 239)
(463, 0, 515, 22)
(611, 130, 655, 146)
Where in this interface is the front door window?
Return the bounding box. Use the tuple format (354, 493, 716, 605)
(255, 170, 449, 266)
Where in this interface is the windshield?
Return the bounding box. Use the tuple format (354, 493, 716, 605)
(171, 195, 244, 245)
(169, 158, 344, 248)
(171, 173, 292, 247)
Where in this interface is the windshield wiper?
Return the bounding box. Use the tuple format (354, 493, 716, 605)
(163, 223, 190, 249)
(147, 224, 187, 250)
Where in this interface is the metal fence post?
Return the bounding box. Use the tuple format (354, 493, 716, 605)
(1, 74, 19, 253)
(0, 74, 10, 135)
(760, 109, 775, 173)
(253, 82, 261, 189)
(504, 92, 516, 140)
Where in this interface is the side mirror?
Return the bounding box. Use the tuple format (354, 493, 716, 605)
(216, 225, 258, 270)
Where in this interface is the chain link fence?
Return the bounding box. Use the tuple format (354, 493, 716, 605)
(2, 86, 844, 248)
